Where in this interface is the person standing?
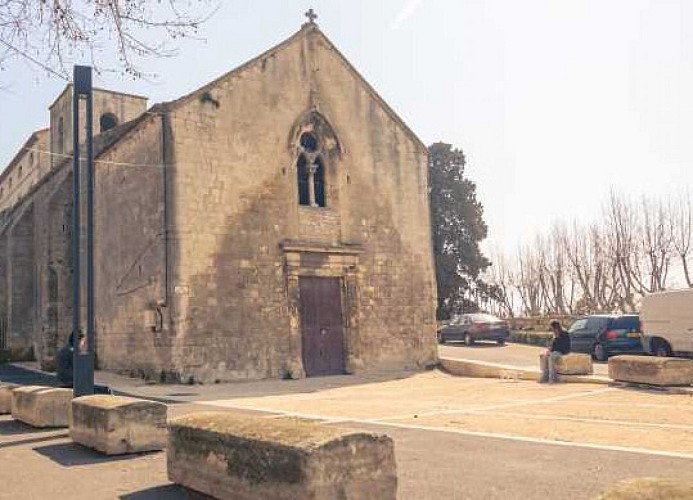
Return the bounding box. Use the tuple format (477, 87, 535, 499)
(539, 320, 571, 383)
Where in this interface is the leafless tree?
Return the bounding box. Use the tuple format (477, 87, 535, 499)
(516, 242, 546, 316)
(485, 249, 516, 318)
(0, 1, 216, 79)
(671, 191, 693, 287)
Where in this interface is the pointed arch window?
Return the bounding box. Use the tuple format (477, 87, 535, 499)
(296, 132, 328, 208)
(297, 155, 310, 206)
(314, 158, 325, 207)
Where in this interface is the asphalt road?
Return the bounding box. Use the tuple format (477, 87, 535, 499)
(2, 409, 693, 500)
(2, 362, 691, 499)
(439, 341, 610, 376)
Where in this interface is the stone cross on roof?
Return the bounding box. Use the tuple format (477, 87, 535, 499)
(305, 8, 318, 24)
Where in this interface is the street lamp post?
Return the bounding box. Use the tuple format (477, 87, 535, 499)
(72, 65, 95, 397)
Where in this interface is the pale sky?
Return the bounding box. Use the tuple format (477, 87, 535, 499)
(1, 0, 692, 254)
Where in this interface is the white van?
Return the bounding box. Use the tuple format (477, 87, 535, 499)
(640, 289, 693, 357)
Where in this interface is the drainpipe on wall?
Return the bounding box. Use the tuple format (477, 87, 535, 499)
(160, 108, 173, 332)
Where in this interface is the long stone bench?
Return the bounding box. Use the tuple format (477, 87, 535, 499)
(555, 353, 593, 376)
(0, 383, 19, 414)
(168, 411, 397, 500)
(12, 386, 73, 427)
(608, 355, 693, 386)
(71, 395, 168, 455)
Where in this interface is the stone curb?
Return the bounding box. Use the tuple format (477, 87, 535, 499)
(440, 357, 693, 393)
(439, 357, 610, 385)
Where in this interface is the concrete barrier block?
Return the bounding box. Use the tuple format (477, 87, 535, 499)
(556, 353, 593, 375)
(167, 411, 397, 500)
(608, 355, 693, 386)
(12, 386, 72, 428)
(0, 383, 19, 414)
(70, 395, 168, 455)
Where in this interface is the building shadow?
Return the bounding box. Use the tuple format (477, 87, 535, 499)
(120, 485, 213, 500)
(0, 432, 68, 449)
(33, 441, 163, 467)
(0, 362, 59, 386)
(0, 418, 63, 436)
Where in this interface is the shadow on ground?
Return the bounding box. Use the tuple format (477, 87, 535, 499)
(0, 363, 58, 386)
(440, 341, 508, 349)
(33, 442, 162, 467)
(120, 485, 213, 499)
(0, 417, 64, 436)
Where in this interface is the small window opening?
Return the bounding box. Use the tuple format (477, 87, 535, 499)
(57, 117, 64, 154)
(314, 158, 326, 207)
(100, 113, 118, 133)
(18, 166, 23, 178)
(300, 132, 319, 152)
(297, 155, 310, 206)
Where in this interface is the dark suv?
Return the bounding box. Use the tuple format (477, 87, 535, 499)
(567, 314, 643, 361)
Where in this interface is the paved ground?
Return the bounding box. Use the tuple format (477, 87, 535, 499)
(2, 359, 693, 499)
(440, 341, 610, 376)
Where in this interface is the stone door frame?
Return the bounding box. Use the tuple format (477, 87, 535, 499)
(281, 240, 362, 379)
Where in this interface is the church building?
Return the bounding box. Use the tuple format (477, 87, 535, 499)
(0, 18, 438, 382)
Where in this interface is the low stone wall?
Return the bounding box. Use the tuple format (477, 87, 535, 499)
(70, 395, 167, 455)
(555, 354, 593, 376)
(0, 383, 18, 414)
(12, 386, 72, 428)
(168, 411, 397, 500)
(608, 356, 693, 386)
(441, 357, 538, 381)
(508, 331, 552, 347)
(510, 316, 577, 331)
(598, 477, 693, 500)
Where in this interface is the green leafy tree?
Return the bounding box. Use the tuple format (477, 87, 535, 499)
(428, 142, 491, 319)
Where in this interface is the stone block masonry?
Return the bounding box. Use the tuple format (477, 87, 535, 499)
(0, 382, 18, 414)
(167, 411, 397, 500)
(556, 353, 593, 376)
(12, 386, 72, 428)
(608, 355, 693, 386)
(70, 395, 167, 455)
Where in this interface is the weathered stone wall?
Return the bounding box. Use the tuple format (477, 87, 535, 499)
(7, 206, 35, 354)
(93, 116, 168, 378)
(0, 129, 50, 212)
(31, 170, 73, 366)
(49, 86, 147, 166)
(164, 25, 437, 382)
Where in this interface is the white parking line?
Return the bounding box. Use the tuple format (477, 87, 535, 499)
(197, 400, 693, 460)
(355, 420, 693, 461)
(480, 411, 693, 431)
(373, 386, 616, 422)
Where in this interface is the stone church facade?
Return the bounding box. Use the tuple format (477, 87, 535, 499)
(0, 22, 438, 382)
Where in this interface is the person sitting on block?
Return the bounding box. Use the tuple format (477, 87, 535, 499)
(539, 320, 571, 383)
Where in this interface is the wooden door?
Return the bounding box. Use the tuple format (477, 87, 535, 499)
(299, 277, 346, 377)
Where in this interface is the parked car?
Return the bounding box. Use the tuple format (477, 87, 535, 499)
(641, 289, 693, 357)
(437, 313, 510, 346)
(567, 314, 643, 361)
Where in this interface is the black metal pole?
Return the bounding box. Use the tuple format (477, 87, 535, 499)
(71, 70, 81, 397)
(73, 65, 94, 397)
(86, 75, 95, 382)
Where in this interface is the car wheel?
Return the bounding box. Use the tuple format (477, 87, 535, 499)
(592, 342, 608, 362)
(464, 333, 474, 346)
(652, 338, 672, 357)
(497, 338, 506, 346)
